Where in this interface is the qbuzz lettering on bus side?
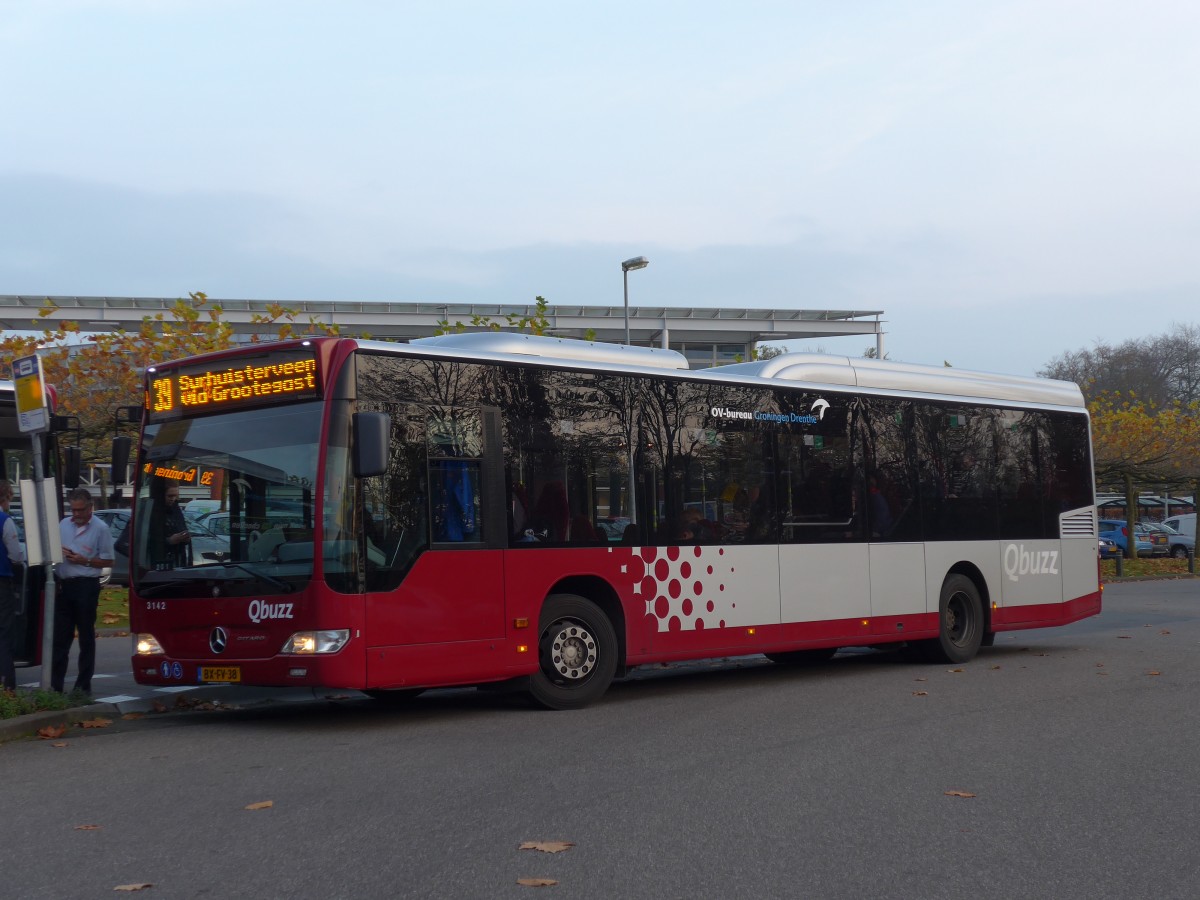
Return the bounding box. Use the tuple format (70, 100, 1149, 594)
(710, 398, 831, 425)
(248, 600, 295, 623)
(1003, 544, 1060, 582)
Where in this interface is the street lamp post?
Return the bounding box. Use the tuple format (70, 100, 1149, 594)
(621, 256, 649, 346)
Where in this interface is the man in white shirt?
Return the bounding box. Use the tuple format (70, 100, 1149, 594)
(51, 488, 114, 696)
(0, 479, 26, 691)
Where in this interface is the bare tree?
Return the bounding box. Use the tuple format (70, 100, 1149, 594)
(1040, 323, 1200, 407)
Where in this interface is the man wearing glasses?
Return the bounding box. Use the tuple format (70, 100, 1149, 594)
(51, 488, 115, 697)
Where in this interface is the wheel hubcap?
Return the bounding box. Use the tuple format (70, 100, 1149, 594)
(545, 619, 597, 681)
(947, 591, 972, 646)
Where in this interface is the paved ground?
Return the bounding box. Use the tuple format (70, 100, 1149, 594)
(2, 632, 356, 742)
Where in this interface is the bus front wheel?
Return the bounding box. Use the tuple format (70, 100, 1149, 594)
(530, 594, 618, 710)
(920, 574, 984, 665)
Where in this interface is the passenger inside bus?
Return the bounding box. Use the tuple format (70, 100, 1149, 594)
(149, 481, 191, 569)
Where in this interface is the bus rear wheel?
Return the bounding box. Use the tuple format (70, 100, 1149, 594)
(530, 594, 618, 710)
(920, 574, 984, 664)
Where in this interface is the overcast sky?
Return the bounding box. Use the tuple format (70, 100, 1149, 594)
(2, 0, 1197, 376)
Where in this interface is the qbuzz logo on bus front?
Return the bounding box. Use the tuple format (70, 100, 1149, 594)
(1003, 544, 1060, 582)
(248, 599, 295, 623)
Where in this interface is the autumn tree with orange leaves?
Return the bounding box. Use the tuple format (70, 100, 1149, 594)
(0, 293, 341, 474)
(1088, 391, 1200, 556)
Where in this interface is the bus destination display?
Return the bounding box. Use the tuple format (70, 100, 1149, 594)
(147, 350, 319, 421)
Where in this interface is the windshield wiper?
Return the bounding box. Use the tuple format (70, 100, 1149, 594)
(137, 562, 297, 596)
(225, 563, 296, 594)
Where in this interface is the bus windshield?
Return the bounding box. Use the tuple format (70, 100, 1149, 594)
(133, 401, 323, 596)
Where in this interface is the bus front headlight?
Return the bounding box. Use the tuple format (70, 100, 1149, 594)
(280, 629, 350, 655)
(134, 633, 165, 656)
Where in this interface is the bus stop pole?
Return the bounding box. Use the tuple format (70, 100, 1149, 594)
(31, 431, 58, 691)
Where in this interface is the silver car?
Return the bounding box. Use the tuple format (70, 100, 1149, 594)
(94, 509, 230, 585)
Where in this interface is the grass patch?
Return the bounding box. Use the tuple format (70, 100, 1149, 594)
(0, 687, 94, 721)
(1101, 556, 1197, 579)
(98, 586, 129, 631)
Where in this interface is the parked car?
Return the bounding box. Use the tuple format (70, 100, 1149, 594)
(1097, 536, 1120, 560)
(9, 514, 115, 585)
(195, 510, 307, 540)
(1162, 513, 1196, 541)
(1137, 522, 1170, 557)
(1145, 521, 1194, 560)
(1097, 519, 1156, 557)
(94, 509, 230, 585)
(181, 499, 222, 521)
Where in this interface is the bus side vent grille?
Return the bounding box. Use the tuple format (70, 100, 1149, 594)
(1060, 508, 1096, 538)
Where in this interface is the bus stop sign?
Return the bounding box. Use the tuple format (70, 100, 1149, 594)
(12, 354, 50, 433)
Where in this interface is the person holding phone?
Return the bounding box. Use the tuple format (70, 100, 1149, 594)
(52, 488, 114, 696)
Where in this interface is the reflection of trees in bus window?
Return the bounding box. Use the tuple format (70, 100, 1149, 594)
(639, 377, 770, 546)
(858, 398, 920, 541)
(501, 367, 629, 546)
(995, 409, 1045, 538)
(915, 403, 997, 541)
(775, 391, 858, 544)
(1032, 411, 1093, 534)
(355, 402, 428, 593)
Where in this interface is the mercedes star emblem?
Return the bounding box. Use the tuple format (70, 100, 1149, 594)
(209, 626, 228, 654)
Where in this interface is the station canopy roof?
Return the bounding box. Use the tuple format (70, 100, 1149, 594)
(0, 294, 885, 347)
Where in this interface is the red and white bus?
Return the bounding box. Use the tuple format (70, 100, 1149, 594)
(128, 334, 1100, 708)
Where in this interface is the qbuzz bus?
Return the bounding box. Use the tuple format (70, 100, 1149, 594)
(128, 334, 1101, 709)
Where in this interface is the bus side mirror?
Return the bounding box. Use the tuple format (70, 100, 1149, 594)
(112, 436, 131, 489)
(352, 412, 391, 478)
(63, 446, 82, 488)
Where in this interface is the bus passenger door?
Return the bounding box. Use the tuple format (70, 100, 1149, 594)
(361, 403, 507, 646)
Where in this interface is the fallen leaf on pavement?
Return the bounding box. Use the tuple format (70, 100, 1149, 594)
(944, 790, 976, 798)
(912, 691, 928, 696)
(75, 825, 102, 830)
(519, 841, 575, 853)
(245, 801, 274, 811)
(1160, 630, 1171, 635)
(990, 665, 1001, 670)
(122, 712, 145, 720)
(517, 878, 558, 887)
(151, 701, 168, 714)
(78, 717, 113, 729)
(37, 725, 67, 740)
(52, 741, 68, 748)
(1117, 636, 1132, 639)
(913, 677, 928, 682)
(1147, 671, 1162, 676)
(948, 668, 964, 673)
(113, 884, 153, 892)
